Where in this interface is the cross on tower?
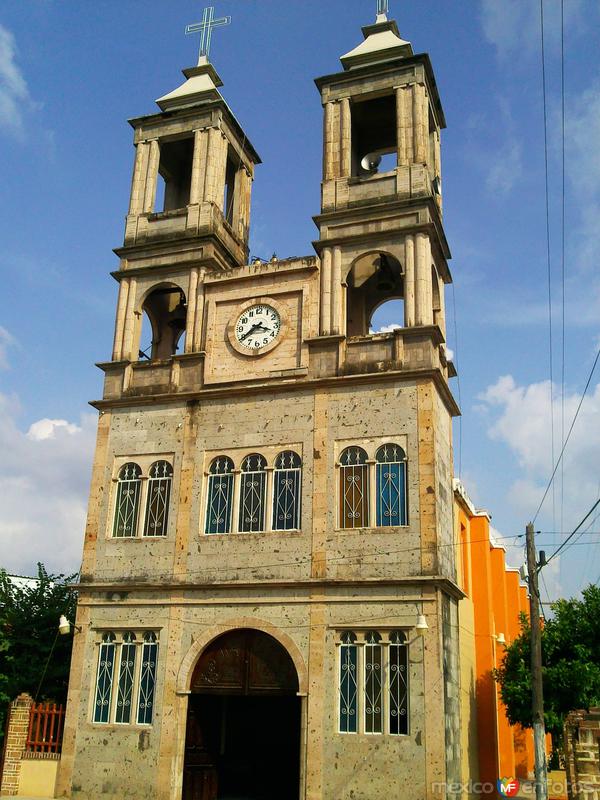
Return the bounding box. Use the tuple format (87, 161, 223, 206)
(185, 6, 231, 65)
(376, 0, 389, 17)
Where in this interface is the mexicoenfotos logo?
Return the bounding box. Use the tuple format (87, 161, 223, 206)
(497, 777, 520, 797)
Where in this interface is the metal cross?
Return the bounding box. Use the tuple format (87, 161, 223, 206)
(376, 0, 389, 16)
(185, 6, 231, 64)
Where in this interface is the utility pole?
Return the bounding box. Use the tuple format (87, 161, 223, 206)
(526, 522, 548, 800)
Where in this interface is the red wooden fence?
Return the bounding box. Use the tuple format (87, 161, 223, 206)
(25, 703, 64, 754)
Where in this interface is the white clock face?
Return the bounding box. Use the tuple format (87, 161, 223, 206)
(234, 304, 282, 351)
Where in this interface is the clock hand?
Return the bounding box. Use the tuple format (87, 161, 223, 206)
(239, 323, 262, 342)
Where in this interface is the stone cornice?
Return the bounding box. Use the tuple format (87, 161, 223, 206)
(73, 575, 465, 601)
(90, 364, 461, 417)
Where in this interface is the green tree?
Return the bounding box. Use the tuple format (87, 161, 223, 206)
(0, 564, 77, 742)
(495, 584, 600, 757)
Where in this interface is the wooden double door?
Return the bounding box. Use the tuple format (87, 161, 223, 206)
(182, 630, 301, 800)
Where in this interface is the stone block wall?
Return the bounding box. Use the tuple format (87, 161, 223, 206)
(564, 708, 600, 800)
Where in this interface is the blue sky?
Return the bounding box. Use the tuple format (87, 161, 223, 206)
(0, 1, 599, 600)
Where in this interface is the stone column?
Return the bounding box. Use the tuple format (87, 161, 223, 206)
(413, 83, 428, 165)
(189, 129, 208, 205)
(396, 86, 410, 166)
(192, 274, 206, 352)
(404, 235, 416, 327)
(204, 128, 227, 207)
(437, 271, 447, 336)
(340, 98, 352, 178)
(415, 233, 433, 326)
(121, 277, 138, 361)
(112, 278, 130, 361)
(432, 128, 441, 179)
(0, 693, 33, 795)
(233, 166, 252, 243)
(320, 248, 332, 335)
(184, 268, 199, 354)
(142, 139, 160, 213)
(128, 141, 149, 215)
(323, 102, 335, 180)
(331, 247, 342, 335)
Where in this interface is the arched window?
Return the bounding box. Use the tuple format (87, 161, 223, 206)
(143, 461, 173, 537)
(239, 454, 267, 533)
(115, 632, 137, 724)
(375, 443, 408, 526)
(389, 630, 409, 734)
(137, 632, 158, 725)
(205, 456, 235, 535)
(272, 451, 302, 531)
(93, 632, 116, 723)
(364, 631, 383, 734)
(339, 447, 369, 528)
(113, 463, 142, 538)
(339, 631, 358, 733)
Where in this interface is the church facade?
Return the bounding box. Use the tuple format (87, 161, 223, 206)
(57, 6, 462, 800)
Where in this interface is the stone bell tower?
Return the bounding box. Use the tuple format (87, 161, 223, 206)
(314, 8, 450, 344)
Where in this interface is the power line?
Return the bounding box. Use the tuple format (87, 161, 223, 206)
(532, 346, 600, 523)
(539, 0, 556, 537)
(545, 496, 600, 566)
(559, 0, 566, 551)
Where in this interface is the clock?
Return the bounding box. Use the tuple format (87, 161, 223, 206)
(228, 300, 286, 356)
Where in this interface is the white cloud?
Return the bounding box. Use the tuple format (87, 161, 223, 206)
(0, 393, 96, 576)
(480, 0, 584, 60)
(477, 374, 600, 532)
(372, 322, 402, 334)
(0, 24, 33, 137)
(0, 326, 16, 369)
(27, 418, 82, 441)
(476, 374, 600, 597)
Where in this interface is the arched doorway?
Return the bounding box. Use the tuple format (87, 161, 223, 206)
(182, 629, 301, 800)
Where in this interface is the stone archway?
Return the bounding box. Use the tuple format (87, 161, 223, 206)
(182, 628, 303, 800)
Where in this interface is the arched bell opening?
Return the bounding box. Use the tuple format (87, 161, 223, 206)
(138, 284, 187, 361)
(370, 298, 405, 334)
(346, 251, 404, 337)
(183, 629, 301, 800)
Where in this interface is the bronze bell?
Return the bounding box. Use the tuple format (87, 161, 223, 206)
(376, 253, 396, 292)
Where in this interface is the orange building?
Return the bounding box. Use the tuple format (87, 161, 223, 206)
(454, 479, 535, 791)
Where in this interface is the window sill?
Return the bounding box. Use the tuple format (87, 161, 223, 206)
(334, 525, 410, 534)
(88, 722, 153, 731)
(108, 535, 169, 542)
(203, 529, 304, 538)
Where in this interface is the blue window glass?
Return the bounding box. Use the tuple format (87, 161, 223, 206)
(137, 632, 158, 725)
(93, 632, 116, 723)
(239, 454, 267, 533)
(115, 632, 137, 724)
(339, 631, 358, 733)
(205, 457, 234, 534)
(389, 630, 409, 734)
(375, 444, 407, 526)
(143, 461, 173, 537)
(113, 463, 142, 537)
(364, 631, 383, 734)
(272, 451, 302, 530)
